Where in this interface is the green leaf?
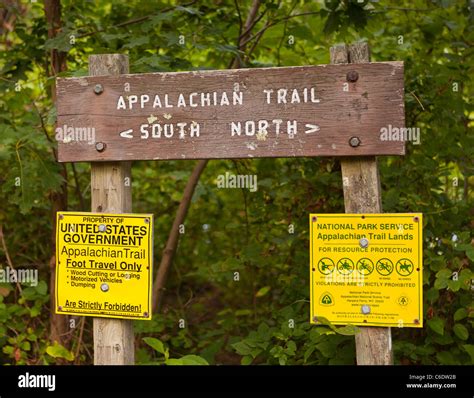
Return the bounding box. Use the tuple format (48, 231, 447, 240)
(304, 346, 316, 363)
(29, 306, 40, 317)
(435, 269, 452, 279)
(427, 317, 445, 335)
(241, 355, 253, 365)
(232, 341, 252, 356)
(21, 341, 31, 351)
(143, 337, 168, 357)
(43, 32, 73, 52)
(285, 341, 297, 356)
(256, 286, 270, 297)
(123, 36, 150, 49)
(453, 324, 468, 340)
(180, 355, 209, 365)
(46, 342, 74, 361)
(465, 248, 474, 262)
(316, 341, 336, 358)
(335, 324, 360, 336)
(462, 345, 474, 363)
(447, 279, 461, 291)
(454, 308, 467, 321)
(167, 355, 208, 365)
(35, 280, 47, 295)
(436, 351, 457, 365)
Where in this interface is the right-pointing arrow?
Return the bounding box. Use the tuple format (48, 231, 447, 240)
(305, 124, 320, 134)
(120, 129, 133, 139)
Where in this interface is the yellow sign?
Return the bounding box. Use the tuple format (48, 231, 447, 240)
(56, 212, 153, 320)
(310, 213, 422, 328)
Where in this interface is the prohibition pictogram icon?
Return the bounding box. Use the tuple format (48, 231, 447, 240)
(376, 258, 394, 276)
(318, 257, 335, 275)
(337, 258, 354, 275)
(396, 258, 414, 276)
(357, 258, 374, 275)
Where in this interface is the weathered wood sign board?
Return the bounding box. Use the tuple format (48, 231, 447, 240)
(56, 62, 404, 162)
(56, 212, 153, 320)
(310, 213, 423, 328)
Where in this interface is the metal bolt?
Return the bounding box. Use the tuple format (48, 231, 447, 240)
(98, 224, 106, 232)
(59, 214, 64, 220)
(144, 312, 149, 317)
(349, 136, 361, 147)
(361, 305, 371, 314)
(144, 218, 149, 224)
(346, 70, 359, 82)
(312, 216, 317, 222)
(313, 316, 318, 323)
(359, 237, 369, 248)
(413, 216, 419, 222)
(100, 283, 109, 292)
(95, 142, 106, 152)
(58, 306, 63, 311)
(94, 84, 104, 94)
(414, 319, 420, 324)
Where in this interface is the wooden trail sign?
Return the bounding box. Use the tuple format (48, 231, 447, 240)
(56, 62, 404, 162)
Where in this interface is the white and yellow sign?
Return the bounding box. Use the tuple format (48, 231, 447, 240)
(56, 212, 153, 320)
(310, 213, 423, 328)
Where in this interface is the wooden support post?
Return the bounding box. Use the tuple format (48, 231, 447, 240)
(89, 54, 134, 365)
(330, 43, 393, 365)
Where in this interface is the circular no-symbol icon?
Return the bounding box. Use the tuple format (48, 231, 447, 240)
(376, 258, 393, 276)
(396, 258, 414, 276)
(318, 257, 335, 275)
(356, 258, 374, 275)
(337, 258, 354, 275)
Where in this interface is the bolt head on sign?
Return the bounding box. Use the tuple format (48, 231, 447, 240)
(310, 213, 423, 328)
(55, 211, 153, 320)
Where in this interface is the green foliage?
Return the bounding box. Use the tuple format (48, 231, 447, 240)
(46, 342, 75, 361)
(0, 0, 472, 366)
(143, 337, 208, 365)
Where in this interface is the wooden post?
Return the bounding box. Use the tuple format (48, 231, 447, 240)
(330, 43, 393, 365)
(89, 54, 134, 365)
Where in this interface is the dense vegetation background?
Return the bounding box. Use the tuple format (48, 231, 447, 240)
(0, 0, 472, 365)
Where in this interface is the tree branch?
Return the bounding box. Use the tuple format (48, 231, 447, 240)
(152, 160, 208, 312)
(239, 11, 320, 48)
(230, 0, 262, 68)
(0, 225, 23, 294)
(71, 164, 85, 211)
(44, 0, 69, 352)
(234, 0, 243, 40)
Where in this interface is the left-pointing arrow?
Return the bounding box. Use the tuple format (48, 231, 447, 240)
(120, 129, 133, 138)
